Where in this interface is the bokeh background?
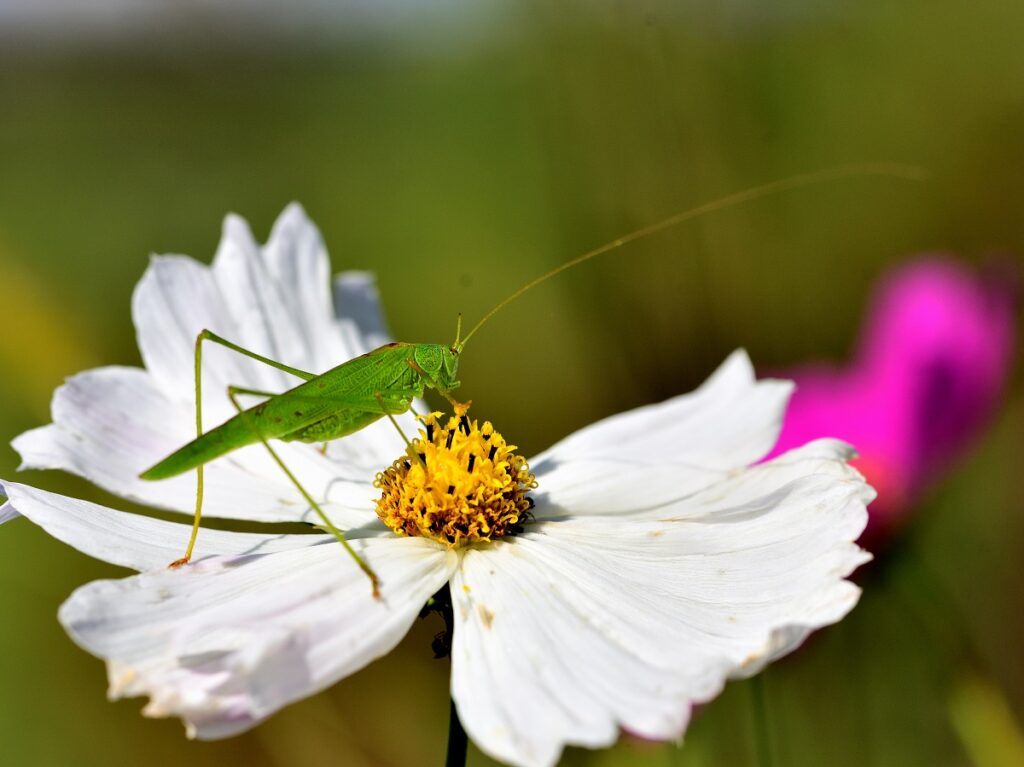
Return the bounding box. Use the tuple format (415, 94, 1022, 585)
(1, 2, 1022, 765)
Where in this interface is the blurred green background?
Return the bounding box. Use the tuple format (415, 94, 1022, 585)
(1, 2, 1022, 765)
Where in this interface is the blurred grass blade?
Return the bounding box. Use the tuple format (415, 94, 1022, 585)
(949, 674, 1024, 767)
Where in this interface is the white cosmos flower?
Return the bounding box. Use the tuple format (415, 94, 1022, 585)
(1, 204, 872, 767)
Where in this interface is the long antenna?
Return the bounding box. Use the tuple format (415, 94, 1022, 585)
(456, 162, 926, 350)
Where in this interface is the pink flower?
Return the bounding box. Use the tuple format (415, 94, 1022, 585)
(768, 256, 1016, 540)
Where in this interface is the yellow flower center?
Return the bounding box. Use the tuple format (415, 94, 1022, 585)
(373, 404, 537, 547)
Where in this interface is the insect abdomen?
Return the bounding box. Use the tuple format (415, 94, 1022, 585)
(139, 414, 268, 480)
(282, 410, 384, 443)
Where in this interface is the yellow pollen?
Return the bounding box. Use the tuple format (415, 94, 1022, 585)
(373, 406, 537, 547)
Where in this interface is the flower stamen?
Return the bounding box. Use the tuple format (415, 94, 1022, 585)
(374, 406, 537, 547)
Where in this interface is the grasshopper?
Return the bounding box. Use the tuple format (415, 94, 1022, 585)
(139, 332, 467, 594)
(140, 163, 924, 594)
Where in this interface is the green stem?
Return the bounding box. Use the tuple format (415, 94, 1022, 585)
(750, 673, 775, 767)
(426, 585, 465, 766)
(445, 697, 468, 767)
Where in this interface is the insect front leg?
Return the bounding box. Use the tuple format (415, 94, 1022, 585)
(406, 359, 465, 409)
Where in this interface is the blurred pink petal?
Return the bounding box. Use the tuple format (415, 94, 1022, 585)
(768, 256, 1016, 538)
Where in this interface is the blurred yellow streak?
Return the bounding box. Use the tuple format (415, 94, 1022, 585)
(949, 673, 1024, 767)
(0, 254, 101, 418)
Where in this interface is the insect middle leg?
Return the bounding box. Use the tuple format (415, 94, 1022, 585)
(373, 391, 427, 470)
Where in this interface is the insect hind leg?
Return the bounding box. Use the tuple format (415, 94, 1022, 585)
(224, 387, 381, 597)
(169, 330, 317, 569)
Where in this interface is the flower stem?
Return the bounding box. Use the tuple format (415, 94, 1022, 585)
(425, 585, 466, 766)
(750, 673, 775, 767)
(445, 697, 468, 767)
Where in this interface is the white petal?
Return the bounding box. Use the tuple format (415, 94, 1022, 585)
(134, 204, 346, 398)
(0, 481, 340, 571)
(530, 350, 793, 516)
(0, 502, 19, 524)
(211, 204, 342, 382)
(59, 537, 455, 738)
(661, 438, 872, 520)
(318, 269, 438, 466)
(12, 366, 381, 527)
(131, 205, 418, 468)
(333, 271, 392, 354)
(451, 444, 869, 767)
(133, 253, 256, 424)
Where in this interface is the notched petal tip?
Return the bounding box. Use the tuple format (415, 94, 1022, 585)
(277, 200, 311, 222)
(268, 201, 320, 243)
(724, 347, 754, 374)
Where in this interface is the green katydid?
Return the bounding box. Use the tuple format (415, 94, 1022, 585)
(139, 332, 466, 594)
(139, 163, 925, 595)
